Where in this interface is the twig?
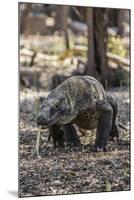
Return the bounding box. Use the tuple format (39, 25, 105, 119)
(29, 127, 41, 160)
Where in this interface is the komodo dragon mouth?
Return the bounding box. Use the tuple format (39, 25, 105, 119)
(37, 112, 60, 126)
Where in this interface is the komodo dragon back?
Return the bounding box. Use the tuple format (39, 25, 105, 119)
(55, 76, 106, 113)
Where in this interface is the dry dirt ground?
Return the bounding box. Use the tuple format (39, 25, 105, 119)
(19, 87, 130, 197)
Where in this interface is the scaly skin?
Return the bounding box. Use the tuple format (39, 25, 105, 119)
(37, 76, 119, 151)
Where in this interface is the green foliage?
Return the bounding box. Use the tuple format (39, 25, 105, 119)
(108, 36, 127, 58)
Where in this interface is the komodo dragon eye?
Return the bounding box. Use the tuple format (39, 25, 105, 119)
(53, 104, 59, 110)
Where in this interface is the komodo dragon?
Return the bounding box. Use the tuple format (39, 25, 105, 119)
(37, 76, 121, 152)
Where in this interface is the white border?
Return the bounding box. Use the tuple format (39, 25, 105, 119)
(20, 0, 132, 9)
(0, 0, 133, 199)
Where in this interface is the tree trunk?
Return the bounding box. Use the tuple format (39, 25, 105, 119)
(94, 8, 108, 78)
(85, 7, 96, 77)
(118, 9, 130, 37)
(20, 4, 32, 35)
(55, 5, 69, 30)
(55, 5, 70, 50)
(85, 8, 108, 86)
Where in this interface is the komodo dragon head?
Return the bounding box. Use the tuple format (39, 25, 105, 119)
(37, 90, 77, 126)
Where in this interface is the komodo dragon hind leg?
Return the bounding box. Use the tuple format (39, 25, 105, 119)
(107, 95, 119, 141)
(94, 102, 113, 152)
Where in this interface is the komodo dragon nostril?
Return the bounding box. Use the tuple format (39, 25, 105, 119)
(36, 115, 45, 125)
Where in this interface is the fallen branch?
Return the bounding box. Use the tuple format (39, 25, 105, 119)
(107, 52, 129, 67)
(20, 66, 43, 76)
(20, 48, 35, 57)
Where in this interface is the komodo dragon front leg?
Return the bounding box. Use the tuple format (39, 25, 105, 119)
(47, 124, 80, 148)
(48, 125, 65, 149)
(94, 101, 113, 152)
(62, 124, 81, 146)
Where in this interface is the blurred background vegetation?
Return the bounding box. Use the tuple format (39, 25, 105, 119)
(19, 3, 130, 91)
